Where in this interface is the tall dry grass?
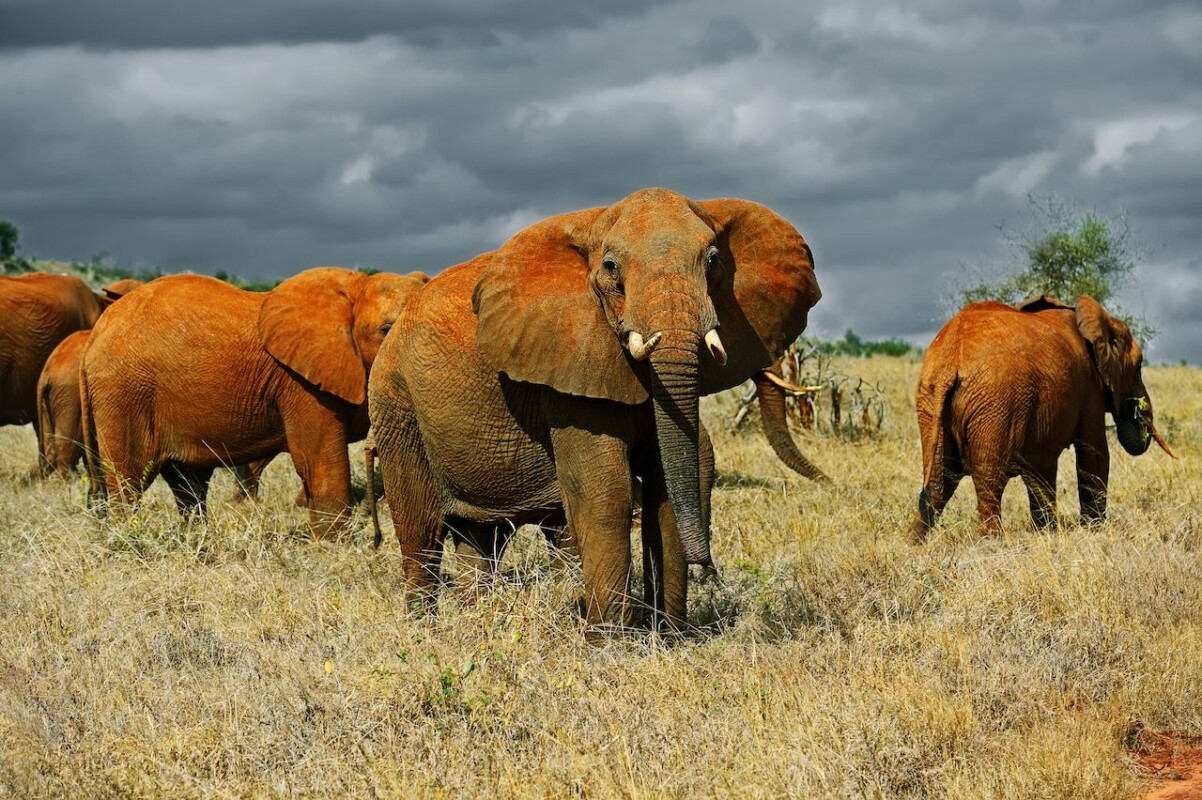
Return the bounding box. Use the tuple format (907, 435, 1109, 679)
(0, 357, 1198, 798)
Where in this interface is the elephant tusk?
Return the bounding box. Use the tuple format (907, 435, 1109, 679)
(762, 370, 825, 395)
(627, 330, 662, 361)
(705, 329, 728, 366)
(1145, 416, 1178, 459)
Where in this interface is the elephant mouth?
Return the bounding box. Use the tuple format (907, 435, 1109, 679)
(1115, 415, 1151, 456)
(1117, 396, 1176, 458)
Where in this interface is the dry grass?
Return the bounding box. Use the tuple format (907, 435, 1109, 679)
(0, 357, 1198, 798)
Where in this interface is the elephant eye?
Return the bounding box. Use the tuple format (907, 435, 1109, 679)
(602, 255, 618, 273)
(380, 323, 393, 335)
(705, 246, 722, 276)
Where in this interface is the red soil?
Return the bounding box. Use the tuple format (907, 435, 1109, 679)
(1130, 728, 1202, 800)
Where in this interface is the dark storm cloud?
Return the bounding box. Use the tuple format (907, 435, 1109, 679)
(0, 0, 663, 49)
(1, 0, 1199, 361)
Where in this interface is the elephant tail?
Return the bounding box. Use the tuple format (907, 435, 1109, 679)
(365, 429, 383, 549)
(36, 377, 55, 474)
(79, 364, 105, 511)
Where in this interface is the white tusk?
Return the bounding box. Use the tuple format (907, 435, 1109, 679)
(762, 371, 825, 395)
(627, 331, 662, 361)
(705, 329, 728, 366)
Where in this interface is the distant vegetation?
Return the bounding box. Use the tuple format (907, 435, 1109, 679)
(808, 329, 917, 358)
(955, 195, 1153, 340)
(2, 219, 276, 291)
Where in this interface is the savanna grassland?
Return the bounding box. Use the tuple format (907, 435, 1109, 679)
(0, 357, 1198, 799)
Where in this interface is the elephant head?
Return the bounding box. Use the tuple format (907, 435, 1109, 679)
(1073, 295, 1172, 457)
(259, 268, 429, 405)
(472, 188, 821, 567)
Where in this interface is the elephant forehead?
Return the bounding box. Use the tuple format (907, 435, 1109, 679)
(608, 204, 710, 245)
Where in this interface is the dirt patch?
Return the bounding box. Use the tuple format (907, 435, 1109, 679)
(1129, 726, 1202, 800)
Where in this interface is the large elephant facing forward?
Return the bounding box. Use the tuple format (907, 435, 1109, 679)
(82, 268, 427, 535)
(369, 188, 821, 630)
(909, 295, 1173, 541)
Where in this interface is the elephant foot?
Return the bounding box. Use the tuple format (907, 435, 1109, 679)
(906, 518, 930, 544)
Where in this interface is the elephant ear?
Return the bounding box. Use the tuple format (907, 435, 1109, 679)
(258, 268, 368, 405)
(1075, 294, 1128, 398)
(1017, 294, 1072, 313)
(697, 199, 822, 394)
(472, 208, 650, 405)
(96, 279, 143, 310)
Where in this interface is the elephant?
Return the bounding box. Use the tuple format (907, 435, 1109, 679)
(1, 273, 140, 472)
(80, 267, 428, 536)
(37, 329, 94, 478)
(368, 188, 821, 630)
(364, 362, 827, 578)
(34, 279, 144, 477)
(909, 295, 1174, 541)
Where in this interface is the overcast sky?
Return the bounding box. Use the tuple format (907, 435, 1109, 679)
(2, 0, 1199, 361)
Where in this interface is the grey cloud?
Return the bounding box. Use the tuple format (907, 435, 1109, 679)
(1, 0, 1199, 362)
(0, 0, 663, 50)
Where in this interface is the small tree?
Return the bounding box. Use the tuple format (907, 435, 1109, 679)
(957, 195, 1151, 338)
(0, 220, 17, 261)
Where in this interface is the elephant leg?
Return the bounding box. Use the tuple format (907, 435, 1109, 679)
(95, 428, 158, 515)
(285, 412, 353, 540)
(971, 469, 1008, 537)
(1074, 419, 1110, 526)
(639, 465, 689, 633)
(162, 462, 214, 520)
(378, 418, 445, 610)
(1021, 464, 1058, 530)
(551, 426, 635, 633)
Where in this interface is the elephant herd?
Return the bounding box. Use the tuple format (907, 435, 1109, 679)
(0, 188, 1175, 634)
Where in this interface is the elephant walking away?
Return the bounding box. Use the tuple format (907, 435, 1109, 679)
(369, 188, 822, 631)
(1, 274, 139, 473)
(910, 295, 1174, 541)
(39, 328, 270, 493)
(81, 268, 427, 536)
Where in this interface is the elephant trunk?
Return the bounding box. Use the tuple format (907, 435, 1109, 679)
(648, 326, 710, 566)
(755, 368, 831, 484)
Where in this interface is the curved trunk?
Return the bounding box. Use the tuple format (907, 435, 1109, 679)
(755, 370, 831, 484)
(649, 329, 710, 566)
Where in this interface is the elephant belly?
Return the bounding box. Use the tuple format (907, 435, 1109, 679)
(142, 365, 288, 468)
(424, 407, 562, 522)
(410, 361, 561, 522)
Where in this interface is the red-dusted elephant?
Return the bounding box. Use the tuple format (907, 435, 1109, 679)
(368, 189, 822, 630)
(1, 273, 140, 473)
(81, 268, 427, 536)
(910, 295, 1174, 541)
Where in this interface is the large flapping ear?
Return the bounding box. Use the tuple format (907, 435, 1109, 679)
(472, 207, 650, 404)
(258, 268, 368, 405)
(1075, 294, 1127, 398)
(696, 199, 822, 395)
(1017, 294, 1073, 313)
